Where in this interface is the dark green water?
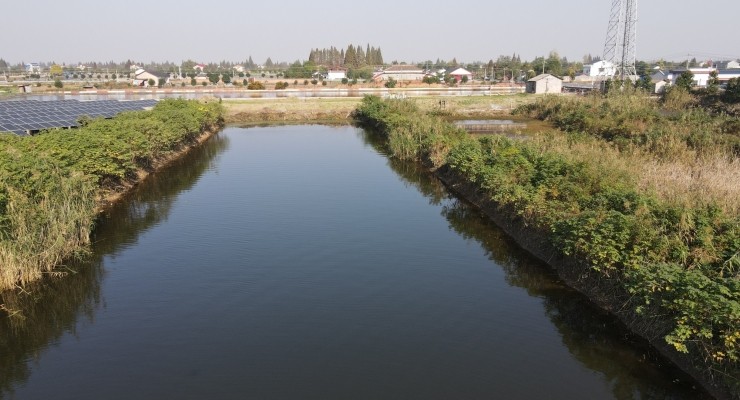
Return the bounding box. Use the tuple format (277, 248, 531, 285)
(0, 126, 709, 399)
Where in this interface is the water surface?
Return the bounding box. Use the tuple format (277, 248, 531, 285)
(0, 126, 707, 399)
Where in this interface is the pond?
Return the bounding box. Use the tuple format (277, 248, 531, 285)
(0, 126, 708, 399)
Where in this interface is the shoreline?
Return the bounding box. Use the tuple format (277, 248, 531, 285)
(432, 163, 730, 400)
(96, 126, 221, 212)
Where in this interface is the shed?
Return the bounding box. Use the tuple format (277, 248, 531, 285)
(526, 74, 562, 94)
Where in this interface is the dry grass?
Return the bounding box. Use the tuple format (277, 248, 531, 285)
(531, 131, 740, 216)
(640, 156, 740, 215)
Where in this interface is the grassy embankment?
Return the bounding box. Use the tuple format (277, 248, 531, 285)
(0, 99, 223, 292)
(352, 94, 739, 397)
(222, 94, 532, 124)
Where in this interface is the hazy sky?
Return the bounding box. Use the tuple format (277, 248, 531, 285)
(3, 0, 738, 65)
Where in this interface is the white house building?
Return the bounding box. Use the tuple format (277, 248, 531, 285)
(526, 74, 562, 94)
(725, 60, 740, 69)
(582, 60, 616, 78)
(25, 63, 41, 73)
(132, 69, 160, 87)
(326, 68, 347, 81)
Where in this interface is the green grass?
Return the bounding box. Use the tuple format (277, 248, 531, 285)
(0, 99, 224, 290)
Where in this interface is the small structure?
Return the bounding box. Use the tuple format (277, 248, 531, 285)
(25, 63, 41, 73)
(233, 65, 245, 73)
(582, 60, 616, 77)
(132, 68, 160, 87)
(372, 65, 425, 82)
(326, 68, 347, 81)
(526, 74, 562, 94)
(194, 64, 206, 72)
(448, 67, 473, 82)
(724, 60, 740, 69)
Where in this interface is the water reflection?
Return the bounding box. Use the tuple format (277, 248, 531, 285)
(363, 131, 709, 399)
(0, 133, 229, 398)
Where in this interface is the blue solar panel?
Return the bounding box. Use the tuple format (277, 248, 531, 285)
(0, 99, 159, 136)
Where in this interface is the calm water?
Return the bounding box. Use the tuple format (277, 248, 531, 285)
(0, 126, 708, 399)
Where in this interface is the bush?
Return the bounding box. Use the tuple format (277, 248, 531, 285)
(53, 79, 63, 89)
(247, 81, 265, 90)
(384, 77, 397, 88)
(724, 78, 740, 103)
(274, 81, 289, 90)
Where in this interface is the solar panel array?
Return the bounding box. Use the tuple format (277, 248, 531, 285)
(0, 99, 159, 136)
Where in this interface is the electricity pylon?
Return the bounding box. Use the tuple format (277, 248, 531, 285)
(602, 0, 637, 80)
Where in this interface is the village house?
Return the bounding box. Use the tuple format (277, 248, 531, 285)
(132, 68, 161, 87)
(372, 65, 425, 82)
(582, 60, 616, 78)
(25, 63, 41, 73)
(326, 68, 347, 81)
(526, 74, 562, 94)
(448, 67, 473, 82)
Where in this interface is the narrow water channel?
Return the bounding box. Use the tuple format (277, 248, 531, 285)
(0, 126, 708, 399)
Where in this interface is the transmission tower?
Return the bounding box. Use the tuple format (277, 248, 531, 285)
(602, 0, 637, 80)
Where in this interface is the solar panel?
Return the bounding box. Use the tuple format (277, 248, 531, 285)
(0, 99, 159, 136)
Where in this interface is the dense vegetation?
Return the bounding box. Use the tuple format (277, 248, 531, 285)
(0, 99, 223, 291)
(353, 94, 739, 396)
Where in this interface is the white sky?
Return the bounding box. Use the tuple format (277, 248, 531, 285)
(2, 0, 738, 65)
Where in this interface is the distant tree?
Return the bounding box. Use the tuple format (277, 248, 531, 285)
(148, 78, 155, 87)
(706, 70, 720, 95)
(635, 75, 652, 91)
(208, 73, 220, 84)
(247, 81, 265, 90)
(322, 80, 327, 86)
(191, 78, 197, 86)
(238, 72, 244, 78)
(181, 82, 186, 87)
(723, 78, 740, 103)
(311, 79, 318, 85)
(294, 80, 298, 85)
(461, 75, 469, 84)
(341, 77, 349, 84)
(111, 74, 117, 79)
(202, 81, 207, 86)
(304, 79, 309, 85)
(53, 79, 63, 89)
(222, 74, 231, 84)
(50, 64, 63, 76)
(675, 70, 694, 90)
(384, 77, 397, 88)
(243, 79, 248, 86)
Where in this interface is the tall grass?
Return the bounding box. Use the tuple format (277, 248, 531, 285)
(0, 99, 223, 291)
